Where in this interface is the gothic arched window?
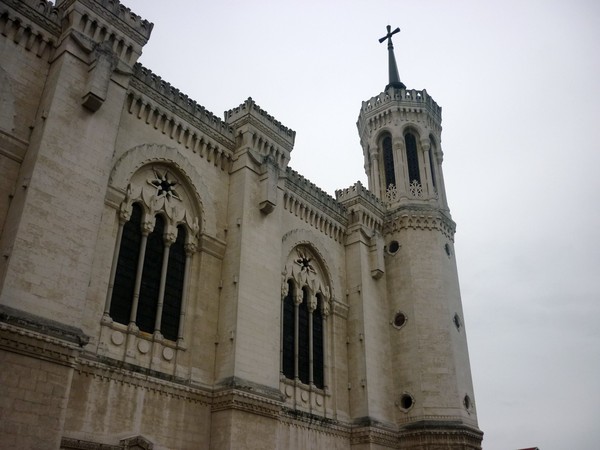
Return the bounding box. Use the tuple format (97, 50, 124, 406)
(281, 246, 330, 390)
(104, 165, 199, 344)
(405, 132, 421, 184)
(382, 135, 396, 189)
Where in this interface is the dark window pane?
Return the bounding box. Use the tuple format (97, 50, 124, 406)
(162, 226, 186, 341)
(110, 203, 142, 325)
(282, 281, 295, 380)
(405, 133, 421, 184)
(298, 288, 310, 384)
(137, 215, 165, 333)
(382, 135, 396, 188)
(313, 295, 324, 389)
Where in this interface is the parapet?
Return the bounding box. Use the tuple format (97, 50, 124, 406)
(358, 87, 442, 125)
(133, 64, 234, 139)
(2, 0, 61, 35)
(286, 168, 347, 219)
(57, 0, 153, 45)
(225, 98, 296, 151)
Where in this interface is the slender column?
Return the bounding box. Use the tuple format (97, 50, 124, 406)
(322, 298, 331, 392)
(129, 215, 155, 329)
(153, 230, 177, 338)
(371, 149, 381, 198)
(421, 140, 436, 198)
(293, 291, 303, 380)
(280, 279, 290, 374)
(176, 242, 196, 345)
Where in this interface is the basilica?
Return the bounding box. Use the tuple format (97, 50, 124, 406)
(0, 0, 483, 448)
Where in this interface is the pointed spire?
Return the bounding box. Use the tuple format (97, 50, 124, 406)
(378, 25, 406, 90)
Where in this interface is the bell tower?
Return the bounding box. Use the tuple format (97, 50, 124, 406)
(356, 26, 484, 448)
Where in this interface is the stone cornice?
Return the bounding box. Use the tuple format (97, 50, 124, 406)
(0, 304, 89, 346)
(384, 206, 456, 240)
(0, 0, 59, 59)
(285, 168, 347, 223)
(1, 0, 61, 36)
(130, 64, 235, 155)
(225, 97, 296, 151)
(76, 355, 213, 405)
(58, 0, 152, 46)
(0, 322, 82, 368)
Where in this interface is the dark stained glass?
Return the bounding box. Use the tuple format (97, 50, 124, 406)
(282, 281, 295, 379)
(313, 295, 324, 389)
(110, 203, 142, 325)
(137, 215, 164, 334)
(405, 133, 421, 184)
(298, 288, 310, 384)
(162, 226, 186, 341)
(382, 135, 396, 188)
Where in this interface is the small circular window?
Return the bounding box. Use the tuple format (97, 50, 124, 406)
(464, 394, 473, 412)
(392, 311, 407, 329)
(399, 393, 414, 411)
(387, 240, 400, 255)
(453, 313, 462, 331)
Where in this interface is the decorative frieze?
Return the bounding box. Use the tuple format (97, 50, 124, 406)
(384, 207, 456, 240)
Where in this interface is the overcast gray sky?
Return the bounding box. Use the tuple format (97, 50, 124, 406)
(122, 1, 600, 448)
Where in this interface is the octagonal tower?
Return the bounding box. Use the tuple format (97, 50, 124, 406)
(356, 26, 484, 448)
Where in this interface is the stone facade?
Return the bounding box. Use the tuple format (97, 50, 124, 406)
(0, 0, 483, 448)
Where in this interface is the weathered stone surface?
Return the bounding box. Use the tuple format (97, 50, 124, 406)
(0, 2, 482, 448)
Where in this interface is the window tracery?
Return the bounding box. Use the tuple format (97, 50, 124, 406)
(103, 165, 199, 345)
(281, 245, 331, 390)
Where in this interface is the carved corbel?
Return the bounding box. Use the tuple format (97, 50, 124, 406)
(81, 41, 119, 112)
(370, 229, 385, 279)
(259, 155, 279, 214)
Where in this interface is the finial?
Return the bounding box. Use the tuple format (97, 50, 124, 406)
(379, 25, 406, 90)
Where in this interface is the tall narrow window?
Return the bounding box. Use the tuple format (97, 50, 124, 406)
(313, 294, 324, 389)
(298, 287, 310, 384)
(405, 133, 421, 184)
(382, 135, 396, 188)
(429, 138, 437, 190)
(106, 165, 200, 343)
(281, 246, 329, 390)
(110, 203, 142, 325)
(137, 215, 165, 333)
(162, 225, 187, 341)
(282, 280, 295, 380)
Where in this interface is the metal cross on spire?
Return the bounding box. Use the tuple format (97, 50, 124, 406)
(379, 25, 406, 90)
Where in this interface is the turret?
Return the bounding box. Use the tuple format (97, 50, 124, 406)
(356, 26, 484, 448)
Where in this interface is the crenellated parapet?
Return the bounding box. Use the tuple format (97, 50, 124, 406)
(284, 168, 347, 242)
(225, 98, 295, 171)
(357, 87, 442, 144)
(130, 64, 235, 158)
(0, 0, 60, 58)
(56, 0, 152, 46)
(336, 181, 385, 233)
(225, 98, 296, 150)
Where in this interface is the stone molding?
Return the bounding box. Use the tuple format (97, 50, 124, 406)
(58, 0, 152, 46)
(0, 0, 58, 58)
(1, 0, 60, 35)
(77, 355, 213, 405)
(384, 207, 456, 241)
(225, 97, 296, 151)
(108, 143, 214, 237)
(0, 323, 83, 368)
(130, 64, 236, 153)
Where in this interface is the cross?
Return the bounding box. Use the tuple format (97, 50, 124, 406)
(379, 25, 400, 47)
